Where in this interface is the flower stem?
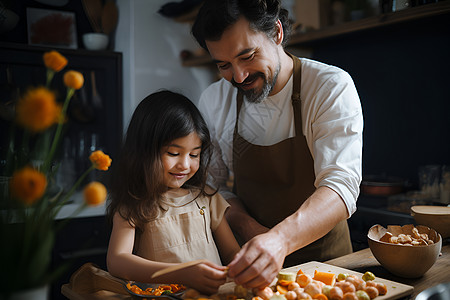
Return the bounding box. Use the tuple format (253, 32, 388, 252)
(55, 202, 88, 232)
(52, 164, 95, 217)
(46, 69, 55, 87)
(42, 88, 75, 173)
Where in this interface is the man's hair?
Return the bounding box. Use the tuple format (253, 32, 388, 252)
(192, 0, 292, 51)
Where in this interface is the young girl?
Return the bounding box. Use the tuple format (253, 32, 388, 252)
(106, 90, 240, 295)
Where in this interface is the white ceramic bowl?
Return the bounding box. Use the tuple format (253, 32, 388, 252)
(82, 33, 109, 50)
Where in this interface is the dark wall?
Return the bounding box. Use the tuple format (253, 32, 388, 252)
(310, 13, 450, 187)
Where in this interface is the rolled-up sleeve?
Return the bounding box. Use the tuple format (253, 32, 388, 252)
(305, 70, 363, 216)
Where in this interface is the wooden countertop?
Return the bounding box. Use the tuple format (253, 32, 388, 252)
(325, 243, 450, 299)
(62, 244, 449, 299)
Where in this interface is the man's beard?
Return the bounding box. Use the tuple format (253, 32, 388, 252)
(232, 63, 280, 104)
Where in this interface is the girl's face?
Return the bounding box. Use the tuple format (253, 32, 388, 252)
(161, 132, 202, 190)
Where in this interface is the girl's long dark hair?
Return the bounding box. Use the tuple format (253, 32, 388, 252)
(107, 90, 213, 231)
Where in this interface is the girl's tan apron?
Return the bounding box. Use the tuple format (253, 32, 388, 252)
(134, 197, 223, 266)
(232, 54, 352, 266)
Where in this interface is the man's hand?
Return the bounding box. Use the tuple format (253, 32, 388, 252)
(226, 231, 288, 289)
(226, 187, 349, 290)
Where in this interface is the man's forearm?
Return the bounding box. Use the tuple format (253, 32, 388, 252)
(271, 186, 349, 256)
(225, 197, 269, 243)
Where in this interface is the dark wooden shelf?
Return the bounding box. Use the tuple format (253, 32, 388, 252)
(288, 0, 450, 45)
(181, 1, 450, 67)
(0, 41, 121, 58)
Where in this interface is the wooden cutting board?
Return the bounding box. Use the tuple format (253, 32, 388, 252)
(218, 261, 414, 300)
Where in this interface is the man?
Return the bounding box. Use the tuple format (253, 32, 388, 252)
(192, 0, 363, 289)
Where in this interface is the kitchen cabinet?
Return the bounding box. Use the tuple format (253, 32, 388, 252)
(180, 1, 450, 66)
(0, 42, 123, 188)
(0, 43, 122, 299)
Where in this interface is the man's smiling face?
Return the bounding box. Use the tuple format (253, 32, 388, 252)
(206, 18, 282, 103)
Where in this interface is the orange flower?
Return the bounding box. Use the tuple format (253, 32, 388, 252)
(83, 181, 107, 206)
(43, 51, 68, 72)
(16, 87, 62, 132)
(63, 70, 84, 90)
(89, 150, 112, 171)
(10, 166, 47, 206)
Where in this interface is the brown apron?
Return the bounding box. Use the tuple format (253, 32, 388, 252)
(232, 53, 352, 266)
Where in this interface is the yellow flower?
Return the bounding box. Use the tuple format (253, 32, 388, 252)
(83, 181, 107, 206)
(89, 150, 112, 171)
(16, 87, 62, 132)
(10, 166, 47, 206)
(43, 51, 68, 72)
(63, 70, 84, 90)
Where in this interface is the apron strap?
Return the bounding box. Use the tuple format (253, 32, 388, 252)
(234, 91, 244, 139)
(288, 52, 303, 136)
(234, 53, 302, 137)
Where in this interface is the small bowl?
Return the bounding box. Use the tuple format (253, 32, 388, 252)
(82, 33, 109, 50)
(411, 205, 450, 239)
(368, 224, 442, 278)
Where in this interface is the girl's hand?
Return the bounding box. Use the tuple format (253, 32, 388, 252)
(178, 261, 228, 295)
